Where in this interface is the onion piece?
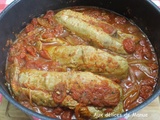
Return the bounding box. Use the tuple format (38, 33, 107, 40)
(123, 85, 140, 108)
(128, 59, 150, 64)
(123, 84, 140, 100)
(135, 64, 152, 76)
(129, 67, 137, 82)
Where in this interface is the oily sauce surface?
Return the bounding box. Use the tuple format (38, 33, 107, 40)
(6, 7, 158, 119)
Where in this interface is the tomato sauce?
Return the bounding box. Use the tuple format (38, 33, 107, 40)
(6, 7, 158, 119)
(70, 81, 120, 107)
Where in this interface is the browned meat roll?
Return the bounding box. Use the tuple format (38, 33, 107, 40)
(44, 45, 129, 79)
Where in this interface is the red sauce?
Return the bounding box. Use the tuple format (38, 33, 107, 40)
(52, 82, 67, 104)
(70, 81, 120, 107)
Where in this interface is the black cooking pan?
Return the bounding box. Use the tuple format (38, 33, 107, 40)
(0, 0, 160, 119)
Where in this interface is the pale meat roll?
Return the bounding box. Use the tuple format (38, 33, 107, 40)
(10, 65, 123, 119)
(55, 9, 137, 54)
(44, 45, 129, 79)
